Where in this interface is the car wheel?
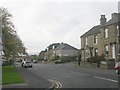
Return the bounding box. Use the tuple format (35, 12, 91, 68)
(118, 70, 120, 74)
(24, 66, 27, 68)
(30, 66, 32, 68)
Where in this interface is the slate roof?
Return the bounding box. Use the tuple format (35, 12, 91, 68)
(81, 13, 119, 38)
(55, 43, 78, 50)
(81, 25, 100, 38)
(104, 16, 118, 26)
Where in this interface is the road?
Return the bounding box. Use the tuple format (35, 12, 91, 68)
(15, 61, 119, 89)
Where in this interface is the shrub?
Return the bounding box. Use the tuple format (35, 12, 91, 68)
(87, 55, 106, 63)
(59, 56, 76, 62)
(53, 56, 60, 61)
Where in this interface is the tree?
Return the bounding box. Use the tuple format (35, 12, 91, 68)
(1, 7, 27, 60)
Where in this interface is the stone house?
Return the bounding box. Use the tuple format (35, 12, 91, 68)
(81, 13, 120, 62)
(54, 43, 79, 57)
(39, 50, 46, 60)
(81, 25, 101, 61)
(44, 43, 79, 61)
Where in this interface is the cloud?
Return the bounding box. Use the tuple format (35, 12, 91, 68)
(0, 1, 118, 54)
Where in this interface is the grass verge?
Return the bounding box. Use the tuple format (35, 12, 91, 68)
(2, 65, 24, 85)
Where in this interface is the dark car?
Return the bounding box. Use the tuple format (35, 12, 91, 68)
(23, 61, 32, 68)
(114, 62, 120, 74)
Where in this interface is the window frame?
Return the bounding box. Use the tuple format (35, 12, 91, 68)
(117, 25, 119, 36)
(94, 35, 98, 44)
(85, 37, 88, 45)
(105, 45, 109, 55)
(94, 48, 98, 56)
(104, 28, 108, 39)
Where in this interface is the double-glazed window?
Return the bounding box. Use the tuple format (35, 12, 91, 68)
(95, 48, 98, 56)
(118, 44, 120, 54)
(85, 37, 88, 45)
(117, 25, 119, 36)
(85, 49, 89, 58)
(105, 45, 109, 55)
(104, 28, 108, 38)
(112, 44, 115, 59)
(94, 35, 98, 44)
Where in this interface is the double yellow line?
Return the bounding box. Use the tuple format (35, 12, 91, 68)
(48, 79, 62, 89)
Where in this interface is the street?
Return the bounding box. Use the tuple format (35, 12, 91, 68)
(14, 61, 119, 89)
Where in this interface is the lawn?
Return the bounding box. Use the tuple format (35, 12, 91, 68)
(2, 65, 24, 85)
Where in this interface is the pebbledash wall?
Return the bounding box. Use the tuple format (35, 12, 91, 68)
(81, 13, 120, 62)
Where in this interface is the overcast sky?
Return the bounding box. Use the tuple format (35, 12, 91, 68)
(0, 0, 119, 55)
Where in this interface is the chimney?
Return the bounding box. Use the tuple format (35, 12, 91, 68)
(111, 13, 118, 19)
(100, 15, 106, 25)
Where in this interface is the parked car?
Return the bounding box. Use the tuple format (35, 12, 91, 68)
(16, 59, 22, 62)
(2, 60, 7, 66)
(22, 61, 32, 68)
(54, 60, 64, 64)
(33, 60, 37, 63)
(114, 61, 120, 74)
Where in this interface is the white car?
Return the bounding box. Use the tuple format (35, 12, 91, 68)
(33, 60, 37, 63)
(22, 61, 32, 68)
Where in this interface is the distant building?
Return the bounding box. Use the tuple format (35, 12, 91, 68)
(44, 43, 79, 61)
(47, 43, 60, 50)
(81, 13, 120, 62)
(39, 50, 46, 60)
(54, 43, 79, 57)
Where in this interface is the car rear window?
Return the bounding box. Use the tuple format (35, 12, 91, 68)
(26, 61, 31, 63)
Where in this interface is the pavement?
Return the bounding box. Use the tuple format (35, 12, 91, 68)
(2, 64, 52, 89)
(43, 61, 108, 69)
(73, 61, 110, 69)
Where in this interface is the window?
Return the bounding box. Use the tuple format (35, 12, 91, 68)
(105, 45, 109, 55)
(95, 48, 98, 56)
(85, 49, 90, 58)
(104, 28, 108, 38)
(94, 35, 98, 44)
(85, 37, 88, 45)
(117, 25, 119, 36)
(112, 44, 115, 59)
(118, 44, 120, 54)
(85, 50, 88, 58)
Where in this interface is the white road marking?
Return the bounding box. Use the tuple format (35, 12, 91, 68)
(93, 76, 118, 83)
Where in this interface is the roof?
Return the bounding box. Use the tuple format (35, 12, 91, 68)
(50, 43, 60, 46)
(104, 16, 118, 26)
(81, 13, 119, 38)
(81, 25, 100, 38)
(55, 43, 78, 50)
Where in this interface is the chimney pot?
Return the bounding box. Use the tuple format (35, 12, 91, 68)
(100, 15, 106, 25)
(111, 13, 118, 19)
